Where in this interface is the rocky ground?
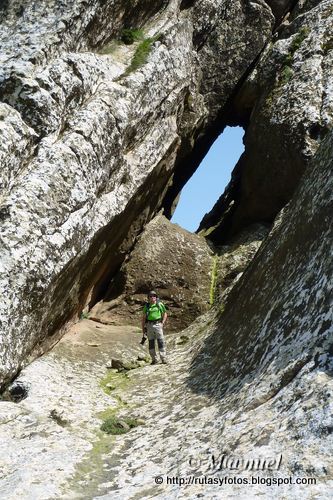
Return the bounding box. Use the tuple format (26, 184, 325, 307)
(0, 310, 332, 499)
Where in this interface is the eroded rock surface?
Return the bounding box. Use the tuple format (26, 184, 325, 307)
(0, 320, 147, 499)
(0, 133, 331, 498)
(1, 120, 332, 500)
(0, 0, 278, 387)
(198, 0, 333, 241)
(0, 1, 332, 497)
(90, 214, 213, 332)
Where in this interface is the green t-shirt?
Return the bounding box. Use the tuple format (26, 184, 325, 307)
(143, 302, 166, 321)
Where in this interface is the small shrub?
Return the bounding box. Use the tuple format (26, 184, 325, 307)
(100, 416, 141, 435)
(121, 28, 144, 45)
(124, 35, 160, 76)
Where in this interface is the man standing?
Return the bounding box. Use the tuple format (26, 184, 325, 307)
(142, 291, 168, 364)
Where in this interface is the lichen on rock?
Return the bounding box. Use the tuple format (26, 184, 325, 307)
(0, 0, 332, 497)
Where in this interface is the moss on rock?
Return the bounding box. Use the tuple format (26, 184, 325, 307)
(100, 415, 142, 435)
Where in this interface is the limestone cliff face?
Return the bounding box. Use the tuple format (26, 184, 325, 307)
(0, 1, 332, 495)
(0, 0, 331, 406)
(198, 0, 333, 241)
(0, 0, 277, 386)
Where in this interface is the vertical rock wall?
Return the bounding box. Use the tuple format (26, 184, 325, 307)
(198, 0, 333, 241)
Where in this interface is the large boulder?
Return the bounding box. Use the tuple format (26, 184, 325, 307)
(0, 0, 277, 387)
(90, 215, 214, 332)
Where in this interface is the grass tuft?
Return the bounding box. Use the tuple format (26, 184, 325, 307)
(124, 35, 160, 76)
(278, 26, 310, 86)
(100, 416, 142, 435)
(121, 28, 144, 45)
(209, 256, 219, 306)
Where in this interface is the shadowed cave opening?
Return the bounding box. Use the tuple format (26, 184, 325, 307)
(171, 126, 245, 233)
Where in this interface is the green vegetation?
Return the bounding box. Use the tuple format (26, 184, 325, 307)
(100, 415, 142, 435)
(287, 26, 310, 61)
(124, 35, 160, 76)
(99, 369, 130, 395)
(279, 26, 310, 85)
(61, 429, 114, 497)
(121, 28, 144, 45)
(209, 256, 219, 306)
(79, 311, 89, 320)
(280, 65, 294, 85)
(63, 364, 137, 496)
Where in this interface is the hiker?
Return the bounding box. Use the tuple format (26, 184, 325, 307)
(142, 291, 168, 364)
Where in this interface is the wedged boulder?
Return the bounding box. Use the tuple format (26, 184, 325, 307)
(0, 0, 276, 387)
(89, 215, 214, 332)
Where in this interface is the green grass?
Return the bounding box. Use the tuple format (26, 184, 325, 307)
(124, 35, 160, 76)
(322, 39, 333, 54)
(100, 415, 142, 435)
(99, 369, 130, 396)
(280, 65, 294, 85)
(279, 26, 310, 86)
(121, 28, 144, 45)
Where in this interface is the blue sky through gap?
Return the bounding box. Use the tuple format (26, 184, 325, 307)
(171, 126, 245, 232)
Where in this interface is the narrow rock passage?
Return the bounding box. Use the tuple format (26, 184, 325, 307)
(1, 313, 331, 499)
(61, 313, 223, 500)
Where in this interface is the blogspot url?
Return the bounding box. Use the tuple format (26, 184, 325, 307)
(154, 475, 317, 487)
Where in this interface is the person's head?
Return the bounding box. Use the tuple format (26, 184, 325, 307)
(148, 290, 157, 303)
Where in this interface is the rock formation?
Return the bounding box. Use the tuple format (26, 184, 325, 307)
(89, 214, 214, 332)
(0, 0, 332, 496)
(0, 0, 282, 387)
(198, 0, 333, 241)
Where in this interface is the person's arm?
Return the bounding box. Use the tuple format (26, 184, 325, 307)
(142, 313, 146, 333)
(162, 311, 167, 326)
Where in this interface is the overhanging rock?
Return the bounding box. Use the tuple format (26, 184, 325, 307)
(0, 0, 276, 387)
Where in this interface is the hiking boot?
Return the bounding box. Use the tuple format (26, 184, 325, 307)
(151, 359, 159, 365)
(161, 357, 168, 365)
